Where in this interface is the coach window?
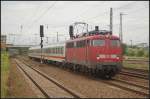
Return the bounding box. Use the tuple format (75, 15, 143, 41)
(58, 47, 60, 54)
(46, 48, 49, 53)
(43, 48, 45, 53)
(54, 48, 56, 54)
(57, 47, 59, 54)
(61, 47, 64, 54)
(92, 39, 105, 46)
(53, 48, 55, 54)
(59, 47, 61, 54)
(60, 47, 61, 54)
(53, 48, 55, 53)
(44, 48, 46, 53)
(52, 48, 53, 53)
(46, 48, 47, 53)
(46, 48, 48, 53)
(51, 48, 52, 53)
(51, 48, 53, 53)
(60, 47, 62, 54)
(52, 48, 55, 54)
(49, 48, 51, 53)
(55, 47, 57, 54)
(56, 47, 57, 54)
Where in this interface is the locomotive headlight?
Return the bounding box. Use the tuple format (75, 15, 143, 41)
(111, 54, 120, 59)
(99, 54, 105, 58)
(111, 54, 117, 58)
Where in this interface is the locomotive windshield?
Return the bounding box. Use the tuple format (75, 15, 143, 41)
(110, 40, 120, 47)
(92, 39, 105, 46)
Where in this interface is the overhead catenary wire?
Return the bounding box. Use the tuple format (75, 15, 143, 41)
(6, 1, 147, 45)
(28, 1, 144, 34)
(26, 1, 57, 33)
(78, 1, 144, 24)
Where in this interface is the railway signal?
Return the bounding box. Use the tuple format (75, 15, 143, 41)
(40, 25, 44, 63)
(40, 25, 44, 37)
(69, 25, 74, 39)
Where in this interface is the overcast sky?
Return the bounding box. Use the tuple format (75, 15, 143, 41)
(1, 1, 149, 45)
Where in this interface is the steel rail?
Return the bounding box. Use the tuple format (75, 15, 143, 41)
(102, 80, 149, 97)
(15, 59, 50, 98)
(119, 71, 149, 80)
(113, 78, 149, 90)
(17, 58, 85, 98)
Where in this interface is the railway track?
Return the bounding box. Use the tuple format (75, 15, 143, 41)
(120, 68, 149, 80)
(14, 58, 85, 98)
(113, 78, 149, 90)
(123, 67, 149, 73)
(19, 56, 149, 97)
(119, 71, 149, 80)
(102, 79, 149, 97)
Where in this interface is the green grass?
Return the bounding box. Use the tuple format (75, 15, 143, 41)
(1, 51, 10, 98)
(124, 56, 149, 60)
(123, 61, 149, 70)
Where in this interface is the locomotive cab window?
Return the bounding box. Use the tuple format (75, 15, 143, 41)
(110, 40, 120, 47)
(92, 39, 105, 46)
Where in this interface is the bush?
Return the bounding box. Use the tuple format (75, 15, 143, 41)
(144, 51, 149, 57)
(127, 49, 135, 56)
(122, 43, 127, 55)
(136, 49, 144, 57)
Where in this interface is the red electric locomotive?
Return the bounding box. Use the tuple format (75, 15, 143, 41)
(65, 25, 123, 78)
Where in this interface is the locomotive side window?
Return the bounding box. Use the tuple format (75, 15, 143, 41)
(110, 40, 120, 47)
(93, 39, 105, 46)
(66, 42, 74, 48)
(76, 40, 86, 47)
(86, 40, 90, 46)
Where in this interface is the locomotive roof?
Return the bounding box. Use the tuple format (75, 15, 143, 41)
(66, 34, 120, 43)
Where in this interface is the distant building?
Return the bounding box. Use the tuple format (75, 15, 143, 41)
(6, 45, 30, 57)
(136, 43, 148, 48)
(1, 35, 7, 50)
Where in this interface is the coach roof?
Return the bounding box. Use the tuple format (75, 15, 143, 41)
(29, 42, 65, 50)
